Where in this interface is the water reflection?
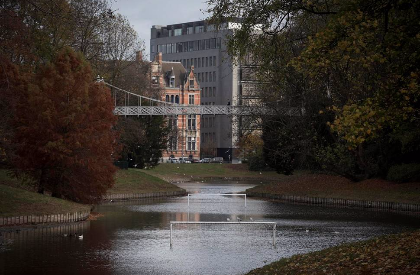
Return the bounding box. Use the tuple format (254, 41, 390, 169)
(0, 180, 419, 275)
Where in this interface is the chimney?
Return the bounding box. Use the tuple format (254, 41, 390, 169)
(136, 51, 143, 63)
(156, 52, 162, 64)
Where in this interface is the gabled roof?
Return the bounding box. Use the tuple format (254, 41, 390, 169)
(161, 62, 186, 87)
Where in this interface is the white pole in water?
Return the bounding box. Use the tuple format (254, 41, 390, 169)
(187, 194, 190, 207)
(170, 223, 173, 247)
(245, 195, 247, 208)
(273, 223, 276, 247)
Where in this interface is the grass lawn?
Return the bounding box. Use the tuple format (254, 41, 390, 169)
(247, 174, 420, 204)
(247, 229, 420, 275)
(0, 168, 182, 218)
(0, 184, 90, 218)
(108, 168, 184, 194)
(143, 163, 306, 182)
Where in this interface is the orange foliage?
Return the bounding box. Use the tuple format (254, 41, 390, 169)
(12, 48, 119, 203)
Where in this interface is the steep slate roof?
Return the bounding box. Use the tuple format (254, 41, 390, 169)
(161, 62, 186, 87)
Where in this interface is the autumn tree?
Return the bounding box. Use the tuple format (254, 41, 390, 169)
(11, 48, 119, 203)
(208, 0, 420, 179)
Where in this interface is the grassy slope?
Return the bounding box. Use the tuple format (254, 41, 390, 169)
(247, 230, 420, 275)
(0, 184, 90, 217)
(143, 163, 304, 182)
(247, 174, 420, 204)
(108, 168, 184, 194)
(0, 168, 182, 218)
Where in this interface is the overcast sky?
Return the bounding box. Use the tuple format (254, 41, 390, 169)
(112, 0, 210, 61)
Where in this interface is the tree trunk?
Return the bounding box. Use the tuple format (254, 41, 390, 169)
(38, 168, 46, 194)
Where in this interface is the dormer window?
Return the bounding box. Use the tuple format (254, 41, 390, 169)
(152, 76, 158, 84)
(170, 76, 175, 87)
(189, 78, 194, 88)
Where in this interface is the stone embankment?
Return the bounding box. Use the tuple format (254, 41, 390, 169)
(0, 211, 90, 227)
(103, 190, 186, 201)
(247, 192, 420, 213)
(1, 190, 186, 227)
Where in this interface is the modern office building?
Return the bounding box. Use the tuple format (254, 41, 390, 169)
(150, 20, 244, 160)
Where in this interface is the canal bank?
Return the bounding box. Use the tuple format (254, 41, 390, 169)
(2, 179, 418, 275)
(0, 169, 185, 228)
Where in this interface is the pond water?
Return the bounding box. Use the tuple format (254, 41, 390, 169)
(1, 181, 419, 275)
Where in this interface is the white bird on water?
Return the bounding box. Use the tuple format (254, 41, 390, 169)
(78, 234, 83, 240)
(250, 218, 253, 221)
(237, 217, 242, 222)
(227, 218, 230, 221)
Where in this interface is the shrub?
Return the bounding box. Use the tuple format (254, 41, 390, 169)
(387, 163, 420, 183)
(248, 153, 267, 171)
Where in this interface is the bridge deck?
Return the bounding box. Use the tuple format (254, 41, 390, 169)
(113, 105, 300, 116)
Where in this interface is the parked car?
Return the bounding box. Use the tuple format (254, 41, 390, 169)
(200, 158, 211, 163)
(168, 157, 179, 163)
(179, 157, 191, 163)
(211, 157, 224, 163)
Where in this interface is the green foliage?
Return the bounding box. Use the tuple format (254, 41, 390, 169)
(208, 0, 420, 180)
(248, 152, 267, 171)
(118, 116, 169, 169)
(387, 163, 420, 183)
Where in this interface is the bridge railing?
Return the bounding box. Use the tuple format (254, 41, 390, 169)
(113, 105, 301, 116)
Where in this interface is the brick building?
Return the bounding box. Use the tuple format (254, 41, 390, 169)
(151, 53, 201, 161)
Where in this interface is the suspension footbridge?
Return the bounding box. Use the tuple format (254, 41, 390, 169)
(100, 79, 302, 116)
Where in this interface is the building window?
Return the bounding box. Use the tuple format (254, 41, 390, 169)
(176, 42, 183, 53)
(209, 57, 212, 66)
(167, 43, 172, 54)
(198, 73, 201, 82)
(213, 71, 216, 82)
(174, 28, 182, 36)
(165, 95, 169, 102)
(170, 76, 175, 87)
(205, 39, 210, 50)
(217, 38, 222, 48)
(194, 40, 199, 51)
(195, 25, 204, 33)
(200, 40, 205, 50)
(187, 136, 196, 151)
(186, 26, 193, 34)
(198, 58, 201, 68)
(213, 87, 216, 97)
(168, 136, 177, 151)
(175, 95, 179, 104)
(171, 95, 174, 103)
(201, 88, 204, 97)
(189, 79, 194, 88)
(204, 87, 208, 97)
(189, 94, 195, 105)
(205, 72, 208, 82)
(213, 56, 216, 66)
(206, 57, 208, 67)
(187, 59, 190, 68)
(210, 38, 216, 49)
(188, 115, 196, 130)
(188, 41, 194, 52)
(209, 72, 213, 82)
